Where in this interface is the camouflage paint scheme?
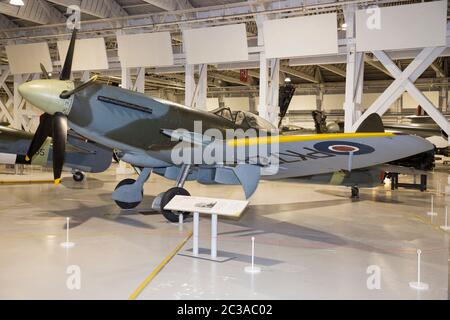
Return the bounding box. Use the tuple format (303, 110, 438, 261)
(0, 125, 112, 173)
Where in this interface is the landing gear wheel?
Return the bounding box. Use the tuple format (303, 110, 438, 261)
(160, 187, 191, 223)
(72, 171, 85, 182)
(351, 186, 360, 199)
(114, 178, 142, 210)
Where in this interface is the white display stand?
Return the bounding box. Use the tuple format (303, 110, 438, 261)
(164, 195, 248, 262)
(60, 217, 75, 248)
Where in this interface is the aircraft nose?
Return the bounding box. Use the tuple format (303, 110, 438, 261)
(18, 80, 75, 115)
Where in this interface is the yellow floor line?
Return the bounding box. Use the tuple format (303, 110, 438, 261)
(0, 179, 54, 185)
(128, 231, 193, 300)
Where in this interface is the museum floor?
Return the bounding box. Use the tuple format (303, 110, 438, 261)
(0, 164, 448, 300)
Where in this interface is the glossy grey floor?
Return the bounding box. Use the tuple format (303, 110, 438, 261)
(0, 165, 448, 300)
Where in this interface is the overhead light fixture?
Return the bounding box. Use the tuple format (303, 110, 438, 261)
(9, 0, 25, 6)
(284, 77, 291, 83)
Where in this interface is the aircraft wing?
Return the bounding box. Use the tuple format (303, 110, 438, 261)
(228, 132, 435, 180)
(0, 125, 113, 173)
(162, 131, 433, 199)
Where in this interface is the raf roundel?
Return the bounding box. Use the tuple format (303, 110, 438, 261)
(313, 141, 375, 155)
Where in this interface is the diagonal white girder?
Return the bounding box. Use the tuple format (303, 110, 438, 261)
(0, 68, 14, 125)
(351, 47, 448, 134)
(47, 0, 128, 18)
(374, 50, 449, 137)
(0, 0, 64, 25)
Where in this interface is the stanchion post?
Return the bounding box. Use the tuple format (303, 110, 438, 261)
(409, 249, 429, 290)
(441, 206, 450, 231)
(427, 195, 437, 216)
(211, 214, 218, 259)
(245, 236, 261, 274)
(60, 217, 75, 248)
(193, 212, 199, 256)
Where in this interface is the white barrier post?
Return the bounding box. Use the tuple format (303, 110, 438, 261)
(60, 217, 75, 248)
(193, 212, 199, 256)
(245, 237, 261, 274)
(440, 206, 450, 231)
(427, 195, 437, 216)
(211, 214, 218, 259)
(409, 249, 429, 290)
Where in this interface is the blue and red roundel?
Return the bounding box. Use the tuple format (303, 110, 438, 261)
(313, 141, 375, 155)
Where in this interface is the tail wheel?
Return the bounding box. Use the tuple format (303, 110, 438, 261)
(114, 178, 142, 210)
(160, 187, 191, 222)
(72, 171, 85, 182)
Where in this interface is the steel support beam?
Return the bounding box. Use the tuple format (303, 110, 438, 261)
(197, 64, 208, 110)
(47, 0, 128, 18)
(256, 14, 268, 121)
(318, 64, 346, 78)
(343, 4, 364, 132)
(279, 65, 318, 83)
(0, 0, 64, 25)
(0, 68, 14, 125)
(142, 0, 192, 11)
(352, 47, 448, 136)
(267, 58, 280, 125)
(364, 55, 392, 78)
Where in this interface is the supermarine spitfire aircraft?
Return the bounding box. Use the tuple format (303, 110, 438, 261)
(17, 29, 434, 222)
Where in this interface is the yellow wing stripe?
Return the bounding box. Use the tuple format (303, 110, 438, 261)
(226, 132, 394, 147)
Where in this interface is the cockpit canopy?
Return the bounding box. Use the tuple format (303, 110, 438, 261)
(212, 107, 276, 131)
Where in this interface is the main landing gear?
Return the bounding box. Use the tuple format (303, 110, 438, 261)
(112, 167, 151, 210)
(152, 165, 192, 223)
(351, 185, 360, 199)
(112, 165, 192, 223)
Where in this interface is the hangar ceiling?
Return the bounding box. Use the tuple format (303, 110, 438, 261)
(0, 0, 449, 98)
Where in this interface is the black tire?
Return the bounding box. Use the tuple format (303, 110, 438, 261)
(351, 186, 359, 199)
(114, 178, 142, 210)
(160, 187, 191, 222)
(72, 171, 85, 182)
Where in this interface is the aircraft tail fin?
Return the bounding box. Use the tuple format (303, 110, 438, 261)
(356, 113, 385, 133)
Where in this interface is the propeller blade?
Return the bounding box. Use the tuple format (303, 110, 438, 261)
(60, 28, 77, 81)
(25, 113, 53, 162)
(60, 75, 98, 99)
(40, 63, 50, 79)
(52, 112, 68, 184)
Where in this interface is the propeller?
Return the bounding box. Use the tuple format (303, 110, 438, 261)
(60, 28, 77, 81)
(60, 75, 98, 99)
(25, 28, 78, 184)
(40, 63, 50, 79)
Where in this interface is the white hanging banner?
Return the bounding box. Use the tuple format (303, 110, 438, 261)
(356, 1, 447, 52)
(263, 13, 339, 59)
(117, 32, 174, 68)
(58, 37, 109, 71)
(6, 43, 53, 75)
(183, 24, 249, 65)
